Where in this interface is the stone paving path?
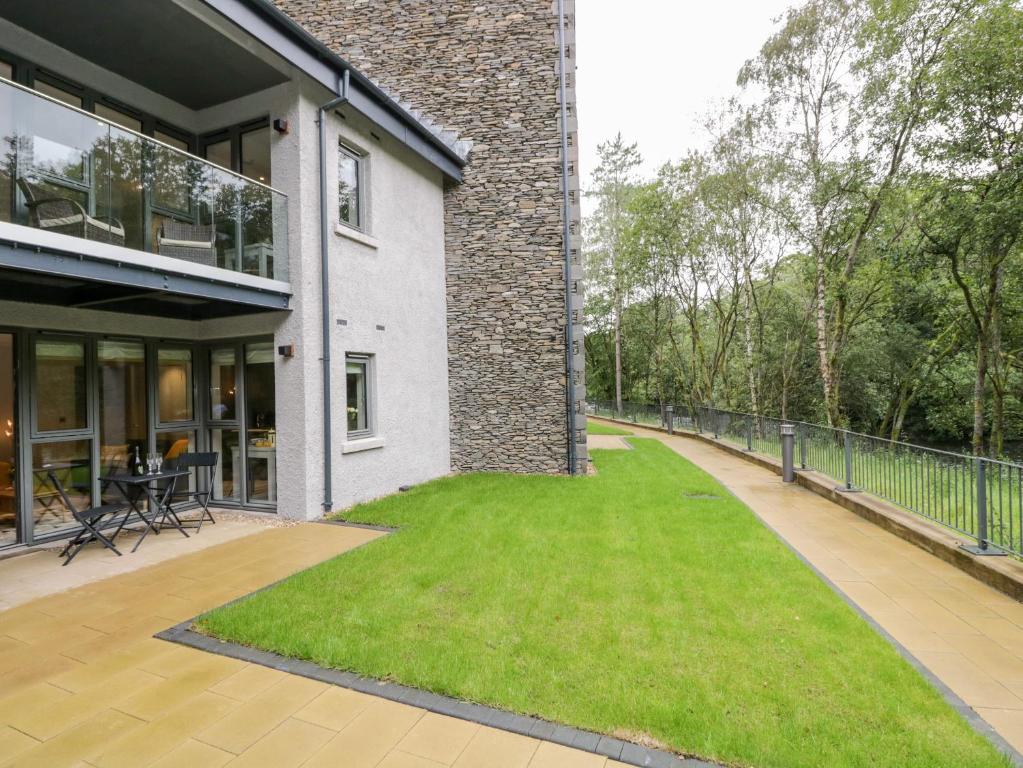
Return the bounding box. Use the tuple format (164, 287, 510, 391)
(0, 522, 630, 768)
(615, 421, 1023, 757)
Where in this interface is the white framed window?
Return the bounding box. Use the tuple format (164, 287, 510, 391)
(338, 143, 364, 230)
(346, 353, 373, 438)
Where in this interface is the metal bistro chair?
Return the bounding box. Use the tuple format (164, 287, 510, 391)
(46, 467, 127, 566)
(168, 452, 219, 531)
(17, 176, 126, 245)
(157, 220, 216, 267)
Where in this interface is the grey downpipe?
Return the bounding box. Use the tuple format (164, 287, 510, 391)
(319, 69, 350, 512)
(557, 0, 578, 474)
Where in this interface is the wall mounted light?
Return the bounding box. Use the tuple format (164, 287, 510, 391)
(278, 344, 295, 358)
(273, 118, 289, 135)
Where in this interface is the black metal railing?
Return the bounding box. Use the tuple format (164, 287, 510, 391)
(588, 400, 1023, 559)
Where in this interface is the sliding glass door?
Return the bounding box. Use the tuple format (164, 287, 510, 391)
(206, 340, 276, 508)
(0, 334, 15, 545)
(244, 341, 276, 505)
(1, 331, 278, 548)
(29, 336, 93, 539)
(98, 340, 146, 502)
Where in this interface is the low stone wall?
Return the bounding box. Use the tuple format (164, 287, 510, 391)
(590, 416, 1023, 603)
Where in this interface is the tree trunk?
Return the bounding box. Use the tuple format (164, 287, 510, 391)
(743, 280, 759, 420)
(814, 243, 839, 427)
(613, 293, 623, 417)
(971, 336, 988, 456)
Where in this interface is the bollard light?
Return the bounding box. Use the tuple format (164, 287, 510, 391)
(780, 423, 796, 482)
(665, 405, 674, 435)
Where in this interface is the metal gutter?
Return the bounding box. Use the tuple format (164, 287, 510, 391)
(557, 0, 578, 475)
(201, 0, 466, 182)
(318, 69, 350, 513)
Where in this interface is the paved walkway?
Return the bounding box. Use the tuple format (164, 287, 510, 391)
(0, 522, 628, 768)
(0, 512, 277, 612)
(614, 421, 1023, 756)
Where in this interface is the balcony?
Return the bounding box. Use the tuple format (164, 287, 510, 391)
(0, 77, 290, 318)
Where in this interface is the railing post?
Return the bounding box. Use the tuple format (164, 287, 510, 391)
(780, 423, 795, 482)
(962, 457, 1005, 556)
(978, 458, 988, 550)
(665, 405, 674, 435)
(835, 431, 859, 493)
(799, 424, 807, 469)
(745, 415, 753, 452)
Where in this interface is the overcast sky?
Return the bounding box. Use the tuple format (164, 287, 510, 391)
(575, 0, 794, 208)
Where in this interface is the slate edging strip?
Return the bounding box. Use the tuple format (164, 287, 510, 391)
(314, 519, 399, 533)
(155, 620, 721, 768)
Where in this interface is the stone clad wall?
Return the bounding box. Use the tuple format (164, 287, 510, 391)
(280, 0, 586, 474)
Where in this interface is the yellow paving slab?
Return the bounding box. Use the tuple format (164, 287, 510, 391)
(0, 517, 662, 768)
(610, 421, 1023, 753)
(395, 712, 480, 764)
(147, 738, 235, 768)
(222, 717, 335, 768)
(453, 727, 539, 768)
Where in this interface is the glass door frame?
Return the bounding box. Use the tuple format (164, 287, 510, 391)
(205, 341, 245, 506)
(200, 337, 276, 511)
(19, 331, 99, 545)
(0, 329, 20, 546)
(0, 330, 279, 549)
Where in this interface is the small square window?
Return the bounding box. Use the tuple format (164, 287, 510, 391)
(338, 144, 363, 229)
(346, 354, 372, 437)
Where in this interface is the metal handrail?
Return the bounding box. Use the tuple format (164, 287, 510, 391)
(0, 75, 287, 196)
(588, 399, 1023, 559)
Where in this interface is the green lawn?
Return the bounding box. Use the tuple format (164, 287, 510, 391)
(587, 419, 633, 435)
(197, 439, 1007, 768)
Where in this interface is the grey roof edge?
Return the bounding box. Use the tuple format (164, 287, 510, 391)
(201, 0, 468, 182)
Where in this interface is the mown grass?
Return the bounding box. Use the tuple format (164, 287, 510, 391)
(198, 439, 1008, 768)
(586, 420, 633, 435)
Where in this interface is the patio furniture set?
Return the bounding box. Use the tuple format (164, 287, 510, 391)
(16, 176, 218, 266)
(46, 452, 219, 565)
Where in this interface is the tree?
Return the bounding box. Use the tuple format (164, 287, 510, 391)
(585, 134, 642, 417)
(914, 1, 1023, 454)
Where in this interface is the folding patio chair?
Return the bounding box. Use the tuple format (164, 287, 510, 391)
(47, 468, 127, 566)
(169, 452, 219, 531)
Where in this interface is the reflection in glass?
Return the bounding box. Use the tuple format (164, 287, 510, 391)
(158, 348, 193, 423)
(98, 340, 146, 502)
(240, 126, 271, 184)
(245, 342, 276, 504)
(0, 335, 15, 545)
(101, 125, 144, 250)
(347, 359, 369, 434)
(0, 80, 287, 277)
(210, 347, 237, 421)
(0, 61, 11, 80)
(34, 79, 82, 109)
(94, 104, 141, 133)
(35, 338, 87, 432)
(338, 149, 360, 227)
(155, 131, 188, 152)
(32, 439, 91, 537)
(157, 429, 196, 493)
(210, 428, 240, 501)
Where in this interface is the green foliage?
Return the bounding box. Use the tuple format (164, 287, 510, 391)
(584, 0, 1023, 455)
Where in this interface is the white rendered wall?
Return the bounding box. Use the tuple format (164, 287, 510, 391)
(323, 97, 452, 510)
(0, 32, 452, 519)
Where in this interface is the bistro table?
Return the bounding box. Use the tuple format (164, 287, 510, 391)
(98, 469, 190, 552)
